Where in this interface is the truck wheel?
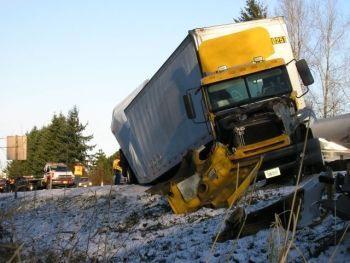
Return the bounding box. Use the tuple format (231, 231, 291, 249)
(126, 168, 137, 184)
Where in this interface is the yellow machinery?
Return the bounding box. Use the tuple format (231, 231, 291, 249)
(167, 143, 263, 214)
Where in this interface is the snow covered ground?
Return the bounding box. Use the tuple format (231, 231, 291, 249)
(0, 179, 349, 262)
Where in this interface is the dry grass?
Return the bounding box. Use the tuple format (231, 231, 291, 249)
(0, 187, 117, 262)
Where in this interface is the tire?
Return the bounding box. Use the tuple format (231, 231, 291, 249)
(126, 167, 138, 184)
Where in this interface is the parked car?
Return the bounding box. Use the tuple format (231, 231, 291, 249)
(15, 177, 34, 191)
(76, 177, 92, 188)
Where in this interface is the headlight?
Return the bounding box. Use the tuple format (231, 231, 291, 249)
(89, 182, 92, 186)
(78, 183, 82, 186)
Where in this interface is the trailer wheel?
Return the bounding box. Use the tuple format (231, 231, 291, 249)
(126, 167, 137, 184)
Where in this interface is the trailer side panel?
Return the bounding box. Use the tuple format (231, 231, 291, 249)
(124, 36, 212, 183)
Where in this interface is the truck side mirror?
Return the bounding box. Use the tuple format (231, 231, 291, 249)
(183, 94, 196, 119)
(296, 59, 314, 86)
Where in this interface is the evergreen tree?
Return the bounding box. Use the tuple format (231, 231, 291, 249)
(4, 160, 27, 178)
(26, 126, 45, 176)
(44, 113, 69, 163)
(66, 106, 95, 167)
(33, 126, 52, 174)
(234, 0, 267, 22)
(90, 149, 113, 185)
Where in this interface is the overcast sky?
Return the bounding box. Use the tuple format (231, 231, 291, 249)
(0, 0, 349, 171)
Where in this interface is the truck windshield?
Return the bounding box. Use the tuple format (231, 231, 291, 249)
(52, 165, 69, 172)
(206, 67, 292, 111)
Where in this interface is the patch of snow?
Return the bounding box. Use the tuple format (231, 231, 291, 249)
(0, 179, 349, 262)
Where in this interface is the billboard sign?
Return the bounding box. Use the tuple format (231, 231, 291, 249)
(7, 135, 27, 160)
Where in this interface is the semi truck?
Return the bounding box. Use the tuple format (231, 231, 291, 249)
(111, 17, 324, 213)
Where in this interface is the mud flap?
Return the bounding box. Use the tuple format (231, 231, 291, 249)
(167, 143, 263, 214)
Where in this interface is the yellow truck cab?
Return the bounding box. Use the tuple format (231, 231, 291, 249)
(183, 17, 323, 180)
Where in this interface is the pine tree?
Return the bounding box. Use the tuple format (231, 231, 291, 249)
(26, 127, 45, 176)
(34, 126, 52, 174)
(44, 113, 69, 163)
(234, 0, 267, 22)
(90, 149, 113, 185)
(66, 106, 95, 167)
(4, 160, 27, 178)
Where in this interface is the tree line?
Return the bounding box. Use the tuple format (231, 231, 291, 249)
(5, 106, 116, 184)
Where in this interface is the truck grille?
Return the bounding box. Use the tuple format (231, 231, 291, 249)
(234, 117, 284, 146)
(58, 174, 72, 178)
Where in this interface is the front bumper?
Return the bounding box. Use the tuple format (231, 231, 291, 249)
(51, 179, 74, 186)
(257, 138, 324, 179)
